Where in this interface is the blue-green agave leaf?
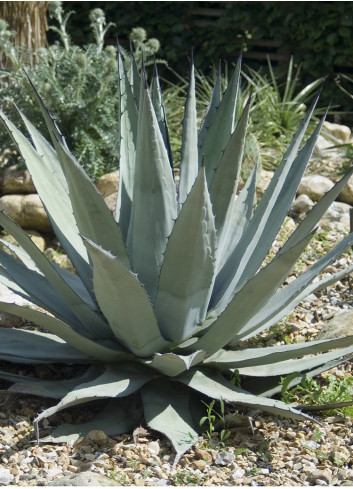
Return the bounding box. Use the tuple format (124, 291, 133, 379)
(43, 397, 143, 443)
(145, 351, 205, 377)
(151, 62, 173, 166)
(4, 367, 101, 399)
(238, 232, 353, 343)
(0, 211, 110, 338)
(237, 343, 353, 377)
(205, 335, 353, 369)
(178, 369, 314, 422)
(215, 163, 257, 273)
(178, 61, 199, 205)
(115, 48, 138, 239)
(34, 363, 158, 424)
(0, 248, 86, 331)
(198, 66, 222, 151)
(0, 301, 130, 362)
(212, 107, 324, 314)
(210, 98, 251, 231)
(199, 56, 241, 183)
(127, 82, 177, 302)
(155, 168, 216, 342)
(0, 328, 90, 364)
(141, 379, 198, 463)
(0, 239, 39, 272)
(54, 141, 130, 269)
(84, 238, 170, 356)
(196, 231, 316, 356)
(0, 110, 93, 293)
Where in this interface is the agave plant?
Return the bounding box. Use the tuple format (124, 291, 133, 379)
(0, 52, 353, 462)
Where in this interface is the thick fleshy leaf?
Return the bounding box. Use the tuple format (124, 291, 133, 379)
(145, 351, 205, 377)
(215, 164, 257, 274)
(0, 248, 86, 331)
(115, 48, 138, 239)
(195, 231, 316, 356)
(212, 105, 324, 314)
(155, 168, 216, 342)
(198, 66, 222, 151)
(205, 335, 353, 369)
(0, 211, 111, 338)
(237, 232, 353, 343)
(84, 238, 170, 356)
(0, 302, 131, 362)
(0, 110, 93, 293)
(127, 83, 177, 301)
(151, 62, 173, 166)
(3, 366, 101, 399)
(40, 397, 143, 443)
(54, 140, 130, 269)
(237, 343, 353, 377)
(0, 328, 89, 364)
(177, 369, 314, 422)
(199, 56, 242, 183)
(178, 61, 199, 205)
(34, 363, 157, 424)
(141, 379, 198, 463)
(280, 164, 353, 254)
(209, 98, 251, 231)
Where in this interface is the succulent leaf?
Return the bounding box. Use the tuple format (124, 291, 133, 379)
(127, 82, 177, 301)
(84, 237, 170, 356)
(155, 168, 216, 342)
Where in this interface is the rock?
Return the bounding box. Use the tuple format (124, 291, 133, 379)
(297, 175, 334, 201)
(48, 472, 120, 486)
(1, 229, 46, 253)
(0, 468, 14, 485)
(97, 170, 119, 197)
(104, 192, 118, 212)
(194, 448, 212, 462)
(319, 201, 351, 232)
(0, 194, 52, 232)
(305, 468, 332, 485)
(256, 169, 273, 198)
(338, 175, 353, 205)
(44, 247, 75, 272)
(2, 165, 36, 194)
(316, 309, 353, 340)
(323, 121, 351, 142)
(215, 450, 235, 466)
(290, 194, 314, 219)
(86, 429, 108, 446)
(147, 440, 160, 456)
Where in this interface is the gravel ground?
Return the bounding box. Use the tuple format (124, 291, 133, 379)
(1, 226, 353, 486)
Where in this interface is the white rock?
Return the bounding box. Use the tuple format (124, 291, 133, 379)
(0, 468, 14, 484)
(297, 175, 334, 201)
(323, 121, 351, 142)
(316, 309, 353, 340)
(147, 440, 160, 456)
(319, 201, 351, 232)
(290, 194, 314, 217)
(338, 175, 353, 205)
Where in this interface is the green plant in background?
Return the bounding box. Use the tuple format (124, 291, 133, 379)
(1, 52, 353, 463)
(281, 372, 353, 417)
(0, 2, 161, 179)
(199, 398, 231, 447)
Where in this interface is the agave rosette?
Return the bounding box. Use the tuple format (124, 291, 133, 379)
(0, 52, 352, 460)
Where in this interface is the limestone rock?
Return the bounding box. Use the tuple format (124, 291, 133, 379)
(319, 201, 351, 233)
(0, 194, 52, 232)
(104, 192, 117, 213)
(48, 472, 120, 486)
(297, 175, 334, 202)
(256, 169, 273, 198)
(323, 121, 351, 142)
(97, 170, 119, 197)
(316, 310, 353, 340)
(290, 194, 314, 219)
(338, 175, 353, 205)
(2, 165, 36, 194)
